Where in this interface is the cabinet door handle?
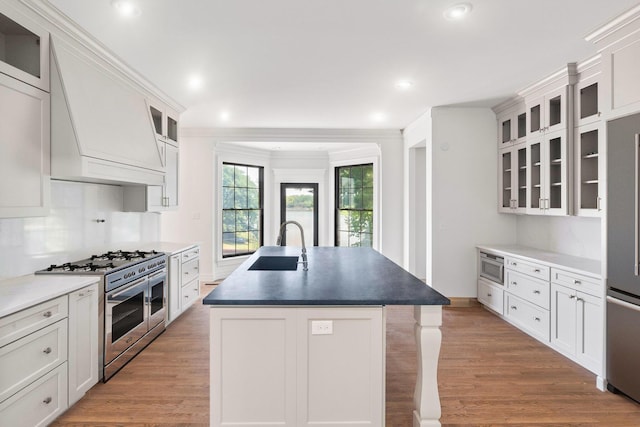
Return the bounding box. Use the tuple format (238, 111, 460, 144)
(574, 280, 581, 285)
(511, 262, 517, 266)
(487, 293, 492, 297)
(597, 197, 602, 211)
(569, 295, 576, 299)
(533, 290, 541, 294)
(511, 281, 517, 286)
(534, 317, 541, 322)
(43, 347, 52, 354)
(78, 292, 85, 297)
(539, 198, 544, 210)
(577, 297, 584, 302)
(43, 311, 52, 318)
(43, 397, 52, 404)
(510, 305, 517, 310)
(534, 269, 541, 273)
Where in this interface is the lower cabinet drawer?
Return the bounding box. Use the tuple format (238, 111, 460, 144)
(0, 319, 68, 402)
(505, 270, 550, 310)
(182, 258, 199, 284)
(505, 294, 550, 342)
(477, 279, 504, 315)
(181, 279, 199, 310)
(0, 295, 68, 348)
(505, 257, 550, 281)
(551, 268, 601, 297)
(0, 362, 68, 427)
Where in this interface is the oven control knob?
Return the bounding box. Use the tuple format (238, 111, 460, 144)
(139, 267, 145, 273)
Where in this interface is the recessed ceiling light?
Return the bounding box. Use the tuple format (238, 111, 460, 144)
(111, 0, 141, 18)
(371, 112, 387, 122)
(443, 3, 472, 20)
(187, 75, 203, 91)
(395, 80, 413, 90)
(219, 111, 230, 122)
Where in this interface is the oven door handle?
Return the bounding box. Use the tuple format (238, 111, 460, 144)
(108, 276, 148, 299)
(148, 269, 167, 280)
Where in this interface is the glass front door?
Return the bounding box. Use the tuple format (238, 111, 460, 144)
(280, 183, 318, 246)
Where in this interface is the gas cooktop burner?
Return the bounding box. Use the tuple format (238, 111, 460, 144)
(90, 250, 160, 262)
(45, 262, 117, 272)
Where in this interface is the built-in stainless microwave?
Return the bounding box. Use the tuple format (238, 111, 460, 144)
(479, 251, 504, 285)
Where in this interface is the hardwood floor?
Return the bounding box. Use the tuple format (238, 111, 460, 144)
(52, 284, 640, 426)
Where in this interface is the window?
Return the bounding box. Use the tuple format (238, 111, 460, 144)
(335, 164, 373, 247)
(222, 163, 263, 257)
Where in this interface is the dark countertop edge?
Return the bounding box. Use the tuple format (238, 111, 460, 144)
(203, 298, 451, 306)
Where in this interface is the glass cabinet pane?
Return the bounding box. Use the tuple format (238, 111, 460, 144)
(517, 112, 527, 139)
(530, 105, 541, 133)
(167, 115, 178, 142)
(580, 83, 598, 120)
(580, 129, 599, 210)
(516, 147, 527, 208)
(501, 118, 512, 144)
(501, 151, 512, 208)
(530, 143, 541, 209)
(0, 13, 40, 79)
(548, 136, 563, 209)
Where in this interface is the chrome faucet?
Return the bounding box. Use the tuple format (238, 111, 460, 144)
(276, 221, 308, 271)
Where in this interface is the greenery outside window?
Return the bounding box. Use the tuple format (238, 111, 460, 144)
(222, 163, 263, 257)
(335, 163, 373, 247)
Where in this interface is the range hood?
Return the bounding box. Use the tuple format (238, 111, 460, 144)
(50, 36, 164, 186)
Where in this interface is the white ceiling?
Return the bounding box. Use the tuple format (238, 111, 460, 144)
(47, 0, 640, 130)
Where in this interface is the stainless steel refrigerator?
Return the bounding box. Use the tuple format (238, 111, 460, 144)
(607, 112, 640, 402)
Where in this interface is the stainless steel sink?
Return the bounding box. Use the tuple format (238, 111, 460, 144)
(248, 256, 299, 271)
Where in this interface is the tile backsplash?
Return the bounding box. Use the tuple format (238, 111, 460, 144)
(0, 180, 159, 280)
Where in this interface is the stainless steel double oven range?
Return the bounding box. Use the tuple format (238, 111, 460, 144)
(36, 250, 167, 381)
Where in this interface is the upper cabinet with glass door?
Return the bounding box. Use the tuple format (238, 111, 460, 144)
(575, 56, 602, 127)
(0, 8, 49, 92)
(524, 64, 577, 138)
(148, 101, 179, 146)
(495, 100, 526, 149)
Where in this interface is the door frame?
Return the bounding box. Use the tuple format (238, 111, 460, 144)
(280, 183, 319, 246)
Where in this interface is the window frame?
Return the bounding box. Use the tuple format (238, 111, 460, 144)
(221, 162, 264, 258)
(334, 163, 374, 247)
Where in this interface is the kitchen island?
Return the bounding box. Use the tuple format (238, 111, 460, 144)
(203, 246, 450, 427)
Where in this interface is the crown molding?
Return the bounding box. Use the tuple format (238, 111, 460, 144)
(518, 63, 578, 98)
(180, 127, 402, 144)
(18, 0, 184, 113)
(585, 4, 640, 48)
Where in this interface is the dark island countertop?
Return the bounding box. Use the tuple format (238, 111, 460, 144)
(203, 246, 450, 306)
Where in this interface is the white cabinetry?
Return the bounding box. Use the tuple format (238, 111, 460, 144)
(0, 296, 69, 426)
(526, 129, 569, 215)
(210, 306, 384, 427)
(503, 257, 550, 342)
(168, 246, 200, 324)
(68, 284, 98, 405)
(477, 247, 603, 380)
(550, 269, 603, 375)
(497, 103, 526, 148)
(148, 101, 179, 146)
(499, 144, 527, 213)
(0, 62, 50, 218)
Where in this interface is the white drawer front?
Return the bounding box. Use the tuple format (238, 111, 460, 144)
(505, 257, 550, 281)
(0, 319, 68, 402)
(0, 362, 68, 427)
(505, 270, 550, 310)
(505, 294, 550, 342)
(0, 296, 68, 348)
(181, 246, 200, 262)
(551, 268, 601, 297)
(181, 279, 199, 311)
(477, 279, 504, 315)
(182, 258, 199, 284)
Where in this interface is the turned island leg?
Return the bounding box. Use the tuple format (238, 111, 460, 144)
(413, 305, 443, 427)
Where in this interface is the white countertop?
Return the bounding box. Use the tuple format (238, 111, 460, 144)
(0, 275, 100, 318)
(476, 244, 601, 278)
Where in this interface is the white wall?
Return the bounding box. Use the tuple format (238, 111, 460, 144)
(0, 180, 160, 280)
(404, 108, 517, 298)
(516, 216, 601, 260)
(162, 128, 404, 281)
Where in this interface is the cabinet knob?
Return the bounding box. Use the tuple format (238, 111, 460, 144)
(569, 295, 576, 299)
(511, 281, 517, 286)
(533, 290, 541, 294)
(510, 305, 517, 310)
(534, 317, 541, 322)
(78, 293, 85, 297)
(43, 311, 52, 318)
(487, 293, 492, 297)
(574, 280, 581, 285)
(43, 347, 52, 354)
(185, 271, 189, 275)
(534, 269, 541, 273)
(43, 397, 52, 405)
(597, 111, 602, 117)
(511, 262, 517, 266)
